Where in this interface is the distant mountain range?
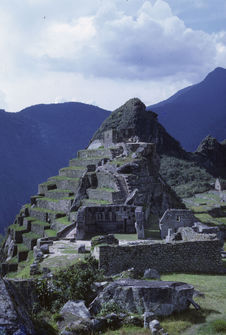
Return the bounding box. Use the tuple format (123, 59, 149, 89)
(148, 67, 226, 152)
(0, 67, 225, 233)
(0, 103, 110, 233)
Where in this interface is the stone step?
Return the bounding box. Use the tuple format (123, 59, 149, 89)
(48, 176, 80, 192)
(22, 216, 37, 231)
(38, 181, 57, 195)
(8, 224, 29, 244)
(22, 232, 40, 250)
(77, 148, 112, 159)
(59, 166, 86, 178)
(30, 220, 50, 235)
(45, 189, 74, 200)
(51, 216, 72, 232)
(96, 171, 118, 190)
(36, 197, 74, 212)
(69, 158, 101, 168)
(82, 198, 112, 206)
(87, 188, 123, 204)
(29, 206, 66, 223)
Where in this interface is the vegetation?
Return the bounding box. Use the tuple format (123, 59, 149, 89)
(160, 155, 214, 198)
(45, 229, 57, 238)
(184, 190, 226, 227)
(35, 256, 102, 311)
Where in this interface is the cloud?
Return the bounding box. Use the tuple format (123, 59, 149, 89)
(27, 0, 223, 81)
(0, 0, 225, 112)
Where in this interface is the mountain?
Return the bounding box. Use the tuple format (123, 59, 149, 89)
(92, 98, 186, 157)
(0, 103, 110, 233)
(148, 67, 226, 152)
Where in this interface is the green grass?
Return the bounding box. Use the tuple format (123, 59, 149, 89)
(49, 176, 79, 181)
(6, 251, 34, 279)
(160, 273, 226, 335)
(196, 319, 226, 334)
(23, 232, 39, 239)
(32, 220, 50, 227)
(45, 229, 57, 237)
(55, 216, 70, 225)
(47, 189, 72, 193)
(60, 166, 85, 171)
(17, 243, 29, 252)
(37, 197, 59, 202)
(62, 196, 74, 200)
(9, 224, 27, 231)
(114, 234, 137, 241)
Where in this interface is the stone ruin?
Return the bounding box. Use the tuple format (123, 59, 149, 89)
(1, 98, 224, 278)
(159, 208, 223, 244)
(1, 119, 184, 274)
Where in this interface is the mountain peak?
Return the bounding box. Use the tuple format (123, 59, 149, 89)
(204, 67, 226, 82)
(91, 98, 184, 157)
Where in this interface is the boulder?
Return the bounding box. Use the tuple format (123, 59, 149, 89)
(90, 279, 194, 316)
(144, 312, 155, 328)
(143, 268, 160, 280)
(40, 244, 49, 254)
(78, 244, 86, 254)
(91, 234, 119, 248)
(60, 301, 91, 321)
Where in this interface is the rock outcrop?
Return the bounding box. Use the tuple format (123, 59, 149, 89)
(90, 279, 195, 316)
(0, 279, 36, 335)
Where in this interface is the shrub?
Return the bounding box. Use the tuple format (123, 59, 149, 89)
(35, 255, 103, 312)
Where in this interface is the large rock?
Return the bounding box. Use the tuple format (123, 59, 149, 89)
(0, 279, 35, 335)
(60, 300, 91, 320)
(59, 301, 91, 333)
(90, 279, 194, 316)
(0, 280, 18, 334)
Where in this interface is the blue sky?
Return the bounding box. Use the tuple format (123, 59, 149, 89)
(0, 0, 226, 112)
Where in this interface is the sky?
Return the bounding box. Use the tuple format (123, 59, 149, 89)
(1, 0, 226, 112)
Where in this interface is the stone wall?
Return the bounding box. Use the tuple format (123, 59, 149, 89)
(159, 209, 196, 239)
(96, 240, 224, 275)
(76, 205, 138, 239)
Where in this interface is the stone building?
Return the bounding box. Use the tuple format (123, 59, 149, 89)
(159, 209, 196, 239)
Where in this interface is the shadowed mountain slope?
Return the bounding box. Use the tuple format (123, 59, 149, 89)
(148, 67, 226, 151)
(0, 103, 110, 233)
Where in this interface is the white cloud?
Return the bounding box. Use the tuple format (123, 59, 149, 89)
(26, 0, 223, 81)
(0, 0, 225, 112)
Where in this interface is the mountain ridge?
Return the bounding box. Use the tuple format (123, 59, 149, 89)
(148, 67, 226, 151)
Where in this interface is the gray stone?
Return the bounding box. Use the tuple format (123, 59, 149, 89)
(144, 268, 160, 280)
(159, 209, 196, 239)
(89, 279, 194, 317)
(78, 244, 86, 254)
(144, 312, 155, 328)
(91, 234, 119, 248)
(60, 300, 91, 320)
(149, 319, 161, 330)
(40, 244, 49, 254)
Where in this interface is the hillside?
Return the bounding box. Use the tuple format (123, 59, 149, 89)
(148, 67, 226, 151)
(0, 103, 110, 233)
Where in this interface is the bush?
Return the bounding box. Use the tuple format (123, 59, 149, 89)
(35, 255, 103, 312)
(98, 301, 126, 316)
